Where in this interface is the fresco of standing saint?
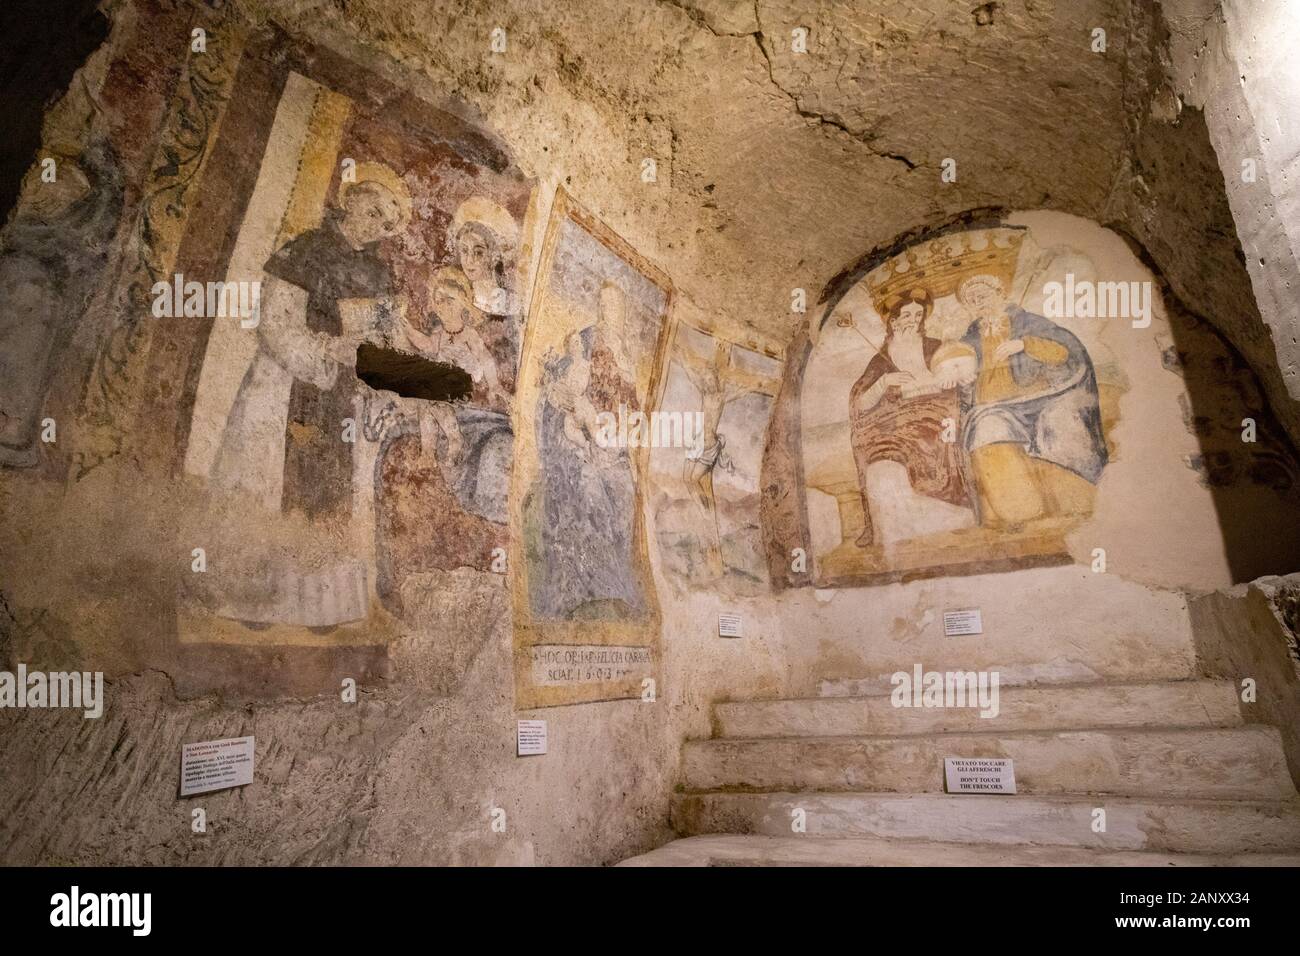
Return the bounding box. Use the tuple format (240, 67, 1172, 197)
(648, 323, 783, 592)
(168, 56, 534, 692)
(211, 162, 410, 522)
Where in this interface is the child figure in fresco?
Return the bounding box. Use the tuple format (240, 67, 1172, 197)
(404, 267, 504, 464)
(548, 328, 606, 461)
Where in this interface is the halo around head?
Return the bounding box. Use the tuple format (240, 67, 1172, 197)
(340, 161, 413, 227)
(452, 196, 520, 251)
(957, 273, 1006, 306)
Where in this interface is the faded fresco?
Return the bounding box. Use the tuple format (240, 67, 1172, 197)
(0, 141, 123, 470)
(649, 324, 782, 593)
(799, 225, 1125, 585)
(161, 42, 534, 691)
(514, 191, 672, 708)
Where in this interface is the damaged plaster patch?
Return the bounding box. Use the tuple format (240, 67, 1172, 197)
(355, 343, 473, 402)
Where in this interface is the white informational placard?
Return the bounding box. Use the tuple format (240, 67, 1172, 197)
(180, 736, 255, 797)
(944, 757, 1016, 794)
(943, 608, 983, 636)
(516, 719, 548, 756)
(718, 613, 743, 638)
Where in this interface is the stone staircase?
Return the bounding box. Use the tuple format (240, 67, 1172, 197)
(620, 679, 1300, 865)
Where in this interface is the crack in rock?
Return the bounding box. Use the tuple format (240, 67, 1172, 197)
(659, 0, 920, 171)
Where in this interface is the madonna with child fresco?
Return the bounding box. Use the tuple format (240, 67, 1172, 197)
(375, 195, 524, 608)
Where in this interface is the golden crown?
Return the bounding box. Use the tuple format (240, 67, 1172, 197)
(866, 226, 1026, 316)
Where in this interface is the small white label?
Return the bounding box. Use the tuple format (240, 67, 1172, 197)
(943, 608, 983, 636)
(944, 757, 1016, 794)
(718, 613, 743, 638)
(516, 719, 548, 756)
(180, 736, 255, 797)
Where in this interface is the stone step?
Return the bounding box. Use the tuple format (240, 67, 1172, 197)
(669, 792, 1300, 855)
(714, 680, 1243, 738)
(682, 725, 1295, 799)
(817, 659, 1199, 698)
(619, 834, 1300, 867)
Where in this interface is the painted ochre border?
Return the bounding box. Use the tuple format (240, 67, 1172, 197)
(510, 189, 675, 710)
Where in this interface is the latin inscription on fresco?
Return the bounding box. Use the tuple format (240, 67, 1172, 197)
(530, 645, 653, 686)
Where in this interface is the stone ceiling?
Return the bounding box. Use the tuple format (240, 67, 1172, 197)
(226, 0, 1289, 434)
(233, 0, 1140, 334)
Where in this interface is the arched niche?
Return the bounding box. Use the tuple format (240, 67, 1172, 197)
(761, 210, 1300, 592)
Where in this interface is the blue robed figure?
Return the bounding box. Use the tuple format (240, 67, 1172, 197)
(951, 275, 1107, 528)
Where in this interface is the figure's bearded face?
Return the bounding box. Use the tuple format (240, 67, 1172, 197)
(891, 301, 925, 336)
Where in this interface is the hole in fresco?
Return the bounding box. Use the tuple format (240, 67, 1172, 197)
(354, 342, 473, 402)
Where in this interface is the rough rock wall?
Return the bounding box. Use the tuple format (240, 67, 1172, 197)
(1108, 0, 1300, 445)
(0, 0, 110, 228)
(1191, 573, 1300, 788)
(1158, 0, 1300, 441)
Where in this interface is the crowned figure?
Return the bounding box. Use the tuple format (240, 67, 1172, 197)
(847, 227, 1107, 546)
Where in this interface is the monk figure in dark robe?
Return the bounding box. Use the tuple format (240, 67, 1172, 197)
(203, 164, 410, 629)
(211, 166, 411, 522)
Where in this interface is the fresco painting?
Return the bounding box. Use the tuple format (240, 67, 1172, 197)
(650, 324, 782, 592)
(167, 48, 533, 688)
(801, 225, 1125, 585)
(513, 191, 673, 708)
